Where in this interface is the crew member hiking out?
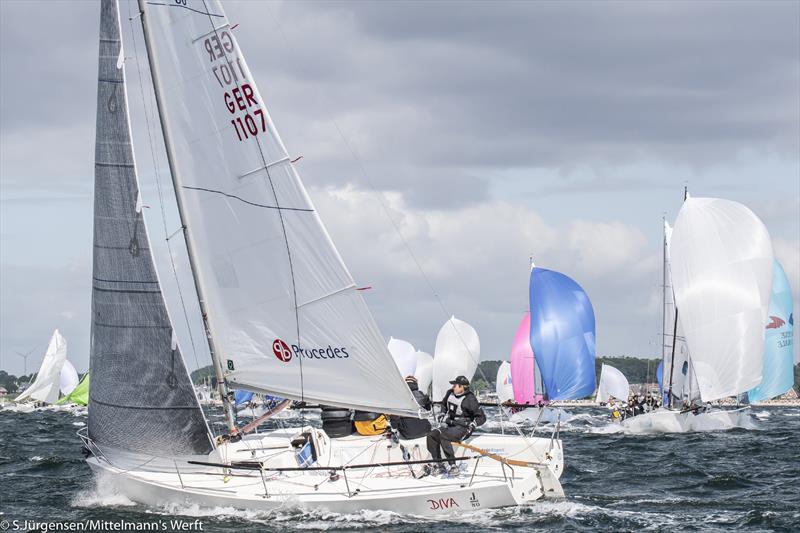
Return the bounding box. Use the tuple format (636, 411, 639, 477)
(425, 375, 486, 476)
(389, 376, 432, 439)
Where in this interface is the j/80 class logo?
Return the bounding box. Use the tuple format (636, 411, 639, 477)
(272, 339, 350, 363)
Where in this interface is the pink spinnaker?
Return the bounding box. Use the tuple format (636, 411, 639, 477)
(510, 313, 544, 404)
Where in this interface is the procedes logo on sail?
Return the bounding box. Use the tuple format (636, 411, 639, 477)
(272, 339, 350, 363)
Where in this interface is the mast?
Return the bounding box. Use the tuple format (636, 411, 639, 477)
(137, 0, 235, 433)
(666, 310, 679, 408)
(660, 215, 667, 380)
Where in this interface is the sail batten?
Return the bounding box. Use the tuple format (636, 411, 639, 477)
(88, 0, 212, 457)
(140, 0, 419, 415)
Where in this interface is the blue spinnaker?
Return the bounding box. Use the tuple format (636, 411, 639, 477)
(528, 267, 597, 400)
(748, 260, 794, 403)
(234, 390, 254, 406)
(656, 360, 663, 389)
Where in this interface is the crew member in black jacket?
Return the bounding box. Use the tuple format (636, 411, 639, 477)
(426, 375, 486, 476)
(389, 376, 432, 439)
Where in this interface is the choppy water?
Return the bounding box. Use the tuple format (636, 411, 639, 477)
(1, 406, 799, 532)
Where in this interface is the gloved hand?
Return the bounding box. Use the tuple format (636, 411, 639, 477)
(464, 421, 477, 439)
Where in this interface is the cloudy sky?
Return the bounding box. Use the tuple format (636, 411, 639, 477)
(1, 0, 798, 377)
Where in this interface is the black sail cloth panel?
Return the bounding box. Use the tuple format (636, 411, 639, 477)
(88, 0, 213, 457)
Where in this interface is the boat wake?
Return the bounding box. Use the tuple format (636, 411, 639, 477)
(72, 472, 136, 508)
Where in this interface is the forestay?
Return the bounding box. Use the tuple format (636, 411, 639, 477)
(670, 197, 773, 402)
(432, 317, 480, 401)
(140, 0, 418, 415)
(16, 330, 67, 405)
(748, 260, 794, 403)
(88, 0, 212, 457)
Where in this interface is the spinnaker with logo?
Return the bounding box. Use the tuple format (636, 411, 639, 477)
(80, 0, 565, 515)
(747, 260, 794, 404)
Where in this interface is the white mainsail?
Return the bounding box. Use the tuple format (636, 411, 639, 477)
(670, 197, 773, 402)
(414, 350, 434, 392)
(595, 364, 629, 404)
(139, 0, 418, 416)
(662, 221, 700, 405)
(432, 316, 480, 401)
(60, 359, 80, 397)
(387, 337, 417, 378)
(496, 361, 514, 403)
(16, 330, 67, 404)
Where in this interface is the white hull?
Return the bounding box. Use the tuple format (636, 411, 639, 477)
(621, 407, 751, 433)
(85, 428, 564, 515)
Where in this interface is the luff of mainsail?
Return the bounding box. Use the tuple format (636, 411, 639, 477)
(88, 0, 213, 457)
(670, 197, 773, 403)
(138, 0, 419, 416)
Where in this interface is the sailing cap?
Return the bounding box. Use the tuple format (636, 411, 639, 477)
(449, 375, 470, 386)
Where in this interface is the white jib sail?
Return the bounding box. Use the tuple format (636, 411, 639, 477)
(60, 359, 80, 397)
(387, 337, 417, 378)
(432, 316, 480, 402)
(496, 361, 514, 403)
(140, 0, 419, 416)
(595, 364, 629, 404)
(414, 350, 434, 393)
(670, 197, 774, 402)
(16, 330, 67, 404)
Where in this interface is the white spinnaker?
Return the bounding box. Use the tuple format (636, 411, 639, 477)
(671, 197, 773, 402)
(388, 337, 417, 378)
(595, 364, 629, 404)
(496, 361, 514, 403)
(141, 0, 418, 416)
(16, 330, 67, 404)
(414, 351, 434, 393)
(432, 316, 480, 401)
(60, 359, 80, 397)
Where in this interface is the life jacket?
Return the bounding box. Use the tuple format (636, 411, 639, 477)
(353, 411, 389, 436)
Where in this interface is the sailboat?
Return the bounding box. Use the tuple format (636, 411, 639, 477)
(387, 337, 418, 378)
(431, 316, 480, 402)
(14, 329, 68, 410)
(527, 264, 596, 402)
(630, 197, 773, 432)
(595, 364, 629, 406)
(495, 361, 514, 404)
(80, 0, 564, 514)
(414, 350, 434, 393)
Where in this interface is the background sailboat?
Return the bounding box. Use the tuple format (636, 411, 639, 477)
(528, 266, 596, 401)
(15, 329, 67, 405)
(509, 312, 545, 406)
(431, 316, 480, 401)
(596, 364, 629, 405)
